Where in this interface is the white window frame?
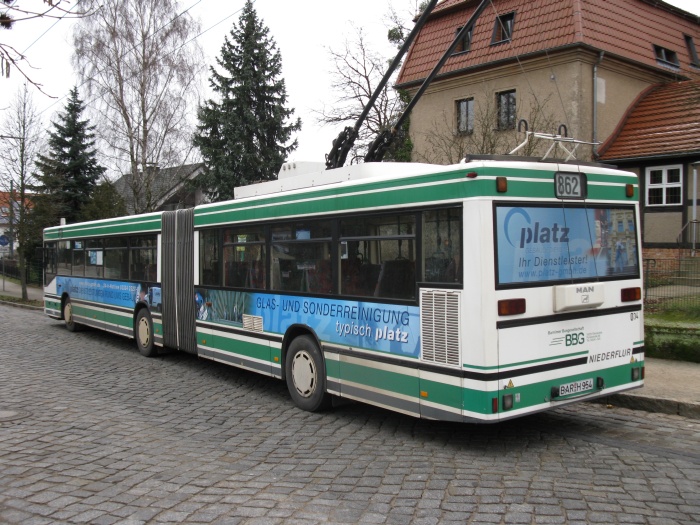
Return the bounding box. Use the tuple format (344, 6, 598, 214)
(645, 165, 683, 207)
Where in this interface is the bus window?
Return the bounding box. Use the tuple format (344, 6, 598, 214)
(340, 214, 416, 299)
(104, 237, 128, 280)
(271, 221, 331, 294)
(44, 242, 57, 284)
(72, 240, 85, 276)
(85, 239, 103, 278)
(57, 242, 71, 276)
(495, 204, 640, 286)
(423, 207, 463, 284)
(199, 228, 221, 286)
(223, 226, 266, 289)
(130, 236, 157, 281)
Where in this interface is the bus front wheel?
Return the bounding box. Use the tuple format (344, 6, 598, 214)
(63, 298, 80, 332)
(135, 309, 157, 357)
(285, 335, 331, 412)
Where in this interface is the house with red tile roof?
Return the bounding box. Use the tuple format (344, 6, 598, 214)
(598, 80, 700, 256)
(395, 0, 700, 256)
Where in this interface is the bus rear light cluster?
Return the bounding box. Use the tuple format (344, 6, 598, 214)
(498, 298, 526, 316)
(626, 184, 634, 198)
(620, 287, 641, 302)
(632, 367, 642, 381)
(502, 394, 514, 411)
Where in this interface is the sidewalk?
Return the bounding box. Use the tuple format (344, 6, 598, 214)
(0, 280, 698, 419)
(598, 357, 700, 419)
(0, 278, 44, 302)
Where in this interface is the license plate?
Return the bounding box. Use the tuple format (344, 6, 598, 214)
(558, 378, 593, 396)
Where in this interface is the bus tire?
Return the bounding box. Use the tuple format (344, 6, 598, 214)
(135, 309, 157, 357)
(63, 298, 81, 332)
(285, 335, 331, 412)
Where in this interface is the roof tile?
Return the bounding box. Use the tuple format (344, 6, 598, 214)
(397, 0, 700, 87)
(599, 80, 700, 160)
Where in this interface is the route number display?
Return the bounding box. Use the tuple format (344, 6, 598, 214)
(555, 172, 586, 199)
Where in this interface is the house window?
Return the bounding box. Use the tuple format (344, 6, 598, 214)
(496, 90, 516, 130)
(685, 35, 700, 66)
(454, 26, 472, 53)
(653, 45, 679, 66)
(646, 165, 682, 206)
(456, 98, 474, 134)
(492, 12, 514, 44)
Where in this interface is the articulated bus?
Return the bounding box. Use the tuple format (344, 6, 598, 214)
(43, 158, 644, 422)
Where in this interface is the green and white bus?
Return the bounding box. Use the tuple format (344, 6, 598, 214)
(43, 158, 644, 422)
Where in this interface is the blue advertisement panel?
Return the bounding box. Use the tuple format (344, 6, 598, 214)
(195, 288, 420, 358)
(57, 276, 162, 311)
(496, 205, 638, 285)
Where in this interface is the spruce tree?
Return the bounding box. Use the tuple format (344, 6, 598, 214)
(194, 0, 300, 201)
(34, 86, 105, 223)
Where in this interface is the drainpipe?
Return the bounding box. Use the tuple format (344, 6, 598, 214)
(693, 162, 700, 256)
(592, 51, 605, 158)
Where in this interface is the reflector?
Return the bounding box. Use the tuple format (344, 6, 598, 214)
(498, 298, 526, 316)
(621, 287, 641, 302)
(496, 176, 507, 192)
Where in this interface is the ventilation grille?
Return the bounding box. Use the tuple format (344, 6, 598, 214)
(242, 314, 263, 332)
(420, 290, 461, 367)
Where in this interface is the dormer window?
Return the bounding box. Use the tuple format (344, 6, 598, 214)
(653, 45, 679, 66)
(685, 35, 700, 67)
(492, 12, 514, 44)
(454, 26, 472, 54)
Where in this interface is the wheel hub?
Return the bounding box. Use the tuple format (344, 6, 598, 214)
(291, 350, 316, 398)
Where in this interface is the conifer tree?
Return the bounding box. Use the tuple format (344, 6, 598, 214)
(34, 86, 105, 223)
(194, 0, 301, 201)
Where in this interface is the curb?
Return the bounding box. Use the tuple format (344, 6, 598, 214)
(0, 299, 44, 311)
(593, 393, 700, 420)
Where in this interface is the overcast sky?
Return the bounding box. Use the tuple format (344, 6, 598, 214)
(2, 0, 699, 168)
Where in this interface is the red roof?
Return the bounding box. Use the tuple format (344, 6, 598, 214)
(397, 0, 700, 87)
(598, 80, 700, 160)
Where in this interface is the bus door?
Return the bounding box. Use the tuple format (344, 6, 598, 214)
(161, 209, 198, 354)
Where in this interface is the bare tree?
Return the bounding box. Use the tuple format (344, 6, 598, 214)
(1, 0, 86, 93)
(72, 0, 204, 213)
(316, 27, 403, 163)
(0, 83, 42, 299)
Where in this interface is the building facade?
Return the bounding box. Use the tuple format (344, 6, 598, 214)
(396, 0, 700, 256)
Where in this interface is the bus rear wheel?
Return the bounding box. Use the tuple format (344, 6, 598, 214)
(63, 298, 81, 332)
(135, 309, 157, 357)
(285, 335, 331, 412)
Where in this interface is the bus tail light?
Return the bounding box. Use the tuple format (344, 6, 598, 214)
(498, 298, 526, 316)
(626, 184, 634, 198)
(620, 287, 641, 302)
(502, 394, 513, 411)
(631, 367, 641, 381)
(492, 397, 499, 413)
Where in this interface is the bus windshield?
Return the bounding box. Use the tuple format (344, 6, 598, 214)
(495, 204, 639, 287)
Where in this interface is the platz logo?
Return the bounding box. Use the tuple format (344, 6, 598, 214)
(503, 208, 570, 248)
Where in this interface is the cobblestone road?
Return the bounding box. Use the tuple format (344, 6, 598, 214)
(1, 304, 699, 524)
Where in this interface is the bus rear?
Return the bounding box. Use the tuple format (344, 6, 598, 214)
(473, 163, 643, 420)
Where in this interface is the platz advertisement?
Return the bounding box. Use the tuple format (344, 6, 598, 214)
(495, 205, 639, 286)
